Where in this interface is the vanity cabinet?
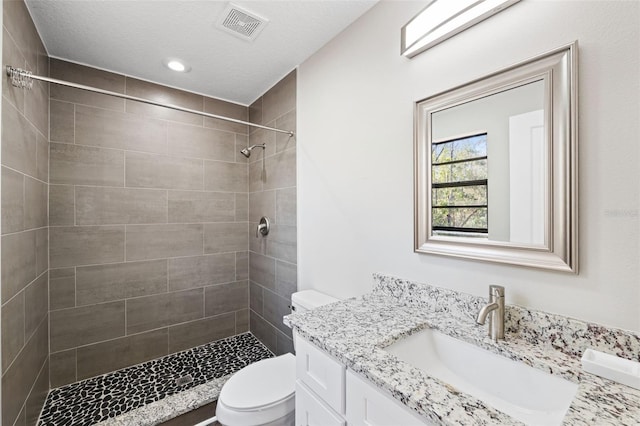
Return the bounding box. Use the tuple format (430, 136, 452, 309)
(295, 335, 430, 426)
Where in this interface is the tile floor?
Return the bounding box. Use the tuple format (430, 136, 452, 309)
(38, 333, 273, 426)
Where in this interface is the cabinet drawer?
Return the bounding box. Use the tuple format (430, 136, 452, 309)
(295, 381, 345, 426)
(346, 370, 432, 426)
(295, 335, 345, 414)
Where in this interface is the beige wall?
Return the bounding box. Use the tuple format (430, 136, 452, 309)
(1, 0, 50, 425)
(47, 59, 251, 387)
(298, 0, 640, 331)
(248, 70, 297, 355)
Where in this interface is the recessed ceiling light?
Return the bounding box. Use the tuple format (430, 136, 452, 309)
(163, 58, 191, 73)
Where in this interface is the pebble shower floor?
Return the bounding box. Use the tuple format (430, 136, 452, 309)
(38, 333, 273, 425)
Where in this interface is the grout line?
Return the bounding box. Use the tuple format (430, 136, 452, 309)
(3, 312, 48, 375)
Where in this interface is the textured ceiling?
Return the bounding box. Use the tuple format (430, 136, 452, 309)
(25, 0, 378, 105)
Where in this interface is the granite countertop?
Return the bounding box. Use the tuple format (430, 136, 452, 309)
(285, 274, 640, 425)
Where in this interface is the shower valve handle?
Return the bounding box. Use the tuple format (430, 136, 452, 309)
(256, 216, 270, 238)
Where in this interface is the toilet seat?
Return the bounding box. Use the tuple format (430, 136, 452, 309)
(217, 353, 296, 426)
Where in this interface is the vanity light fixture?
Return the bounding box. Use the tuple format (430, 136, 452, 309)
(163, 58, 191, 73)
(401, 0, 521, 58)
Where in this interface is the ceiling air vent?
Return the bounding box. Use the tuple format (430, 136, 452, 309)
(217, 3, 268, 42)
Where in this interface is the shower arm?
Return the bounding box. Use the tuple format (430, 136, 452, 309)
(6, 65, 295, 137)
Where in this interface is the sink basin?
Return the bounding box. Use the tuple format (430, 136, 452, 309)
(383, 328, 578, 425)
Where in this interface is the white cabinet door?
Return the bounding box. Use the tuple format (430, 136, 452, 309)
(295, 335, 346, 414)
(296, 381, 346, 426)
(346, 370, 432, 426)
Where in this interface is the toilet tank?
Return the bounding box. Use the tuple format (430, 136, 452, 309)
(291, 290, 338, 313)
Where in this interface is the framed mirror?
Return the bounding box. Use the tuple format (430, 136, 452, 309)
(414, 42, 577, 272)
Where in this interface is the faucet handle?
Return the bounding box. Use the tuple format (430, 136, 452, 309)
(489, 285, 505, 298)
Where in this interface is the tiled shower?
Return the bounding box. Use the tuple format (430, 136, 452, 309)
(1, 1, 297, 424)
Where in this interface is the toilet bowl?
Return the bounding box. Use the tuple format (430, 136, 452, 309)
(216, 290, 338, 426)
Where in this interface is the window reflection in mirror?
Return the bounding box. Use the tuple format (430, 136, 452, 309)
(430, 80, 546, 246)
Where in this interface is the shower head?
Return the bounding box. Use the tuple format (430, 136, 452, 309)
(240, 144, 265, 158)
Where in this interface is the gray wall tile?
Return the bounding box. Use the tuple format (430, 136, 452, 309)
(49, 268, 75, 310)
(49, 185, 74, 226)
(3, 7, 50, 424)
(248, 70, 296, 348)
(275, 110, 296, 153)
(264, 148, 296, 190)
(25, 357, 49, 426)
(265, 225, 297, 264)
(126, 224, 203, 261)
(167, 123, 235, 161)
(276, 187, 297, 226)
(50, 59, 125, 110)
(3, 0, 39, 69)
(263, 288, 291, 335)
(24, 272, 48, 340)
(168, 253, 235, 291)
(2, 166, 25, 233)
(76, 260, 168, 306)
(126, 151, 203, 190)
(75, 186, 167, 225)
(249, 311, 276, 353)
(126, 289, 203, 334)
(249, 252, 275, 291)
(1, 230, 36, 303)
(248, 127, 276, 159)
(49, 349, 77, 388)
(24, 80, 48, 137)
(50, 100, 74, 143)
(249, 281, 263, 316)
(248, 160, 263, 193)
(249, 96, 262, 126)
(35, 132, 48, 183)
(168, 314, 235, 353)
(50, 142, 125, 186)
(125, 78, 203, 125)
(75, 105, 167, 154)
(203, 97, 248, 134)
(35, 227, 48, 276)
(204, 222, 248, 254)
(2, 26, 26, 113)
(50, 226, 125, 268)
(204, 281, 248, 317)
(76, 329, 168, 380)
(168, 191, 234, 223)
(262, 70, 296, 124)
(276, 330, 294, 356)
(249, 190, 276, 223)
(0, 319, 48, 426)
(235, 193, 248, 221)
(50, 301, 125, 352)
(204, 161, 247, 192)
(236, 309, 249, 333)
(236, 251, 248, 281)
(275, 260, 297, 300)
(1, 291, 25, 373)
(24, 176, 46, 229)
(2, 97, 37, 177)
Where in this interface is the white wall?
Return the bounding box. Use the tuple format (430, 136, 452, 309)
(297, 0, 640, 331)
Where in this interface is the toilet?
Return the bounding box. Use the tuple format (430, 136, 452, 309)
(216, 290, 339, 426)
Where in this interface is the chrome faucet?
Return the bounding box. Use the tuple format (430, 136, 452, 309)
(476, 285, 505, 341)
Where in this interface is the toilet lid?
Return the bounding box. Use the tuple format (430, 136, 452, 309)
(220, 353, 296, 411)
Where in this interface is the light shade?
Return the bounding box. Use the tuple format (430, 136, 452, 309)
(401, 0, 521, 58)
